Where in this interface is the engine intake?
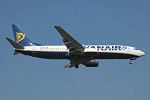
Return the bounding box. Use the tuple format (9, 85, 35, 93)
(85, 60, 99, 67)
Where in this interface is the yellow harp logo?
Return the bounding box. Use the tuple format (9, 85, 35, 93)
(16, 32, 25, 43)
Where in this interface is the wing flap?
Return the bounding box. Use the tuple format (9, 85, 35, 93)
(54, 26, 84, 55)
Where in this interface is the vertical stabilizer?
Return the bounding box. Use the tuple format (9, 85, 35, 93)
(12, 24, 33, 46)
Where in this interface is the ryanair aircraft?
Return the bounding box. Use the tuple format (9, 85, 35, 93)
(6, 24, 145, 68)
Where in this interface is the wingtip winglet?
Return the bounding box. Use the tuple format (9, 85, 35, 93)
(53, 25, 60, 27)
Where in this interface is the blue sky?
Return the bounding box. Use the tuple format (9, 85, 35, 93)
(0, 0, 150, 100)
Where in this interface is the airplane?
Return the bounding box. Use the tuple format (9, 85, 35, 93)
(6, 24, 145, 68)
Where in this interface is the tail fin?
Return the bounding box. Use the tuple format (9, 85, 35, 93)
(12, 24, 41, 46)
(12, 24, 33, 46)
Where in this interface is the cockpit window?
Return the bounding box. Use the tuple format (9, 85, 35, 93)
(134, 48, 138, 50)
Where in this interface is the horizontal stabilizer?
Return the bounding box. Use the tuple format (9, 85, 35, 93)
(6, 37, 24, 49)
(14, 51, 19, 55)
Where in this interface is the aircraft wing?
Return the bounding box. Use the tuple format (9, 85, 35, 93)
(54, 26, 85, 55)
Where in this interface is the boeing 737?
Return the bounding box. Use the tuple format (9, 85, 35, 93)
(6, 24, 145, 68)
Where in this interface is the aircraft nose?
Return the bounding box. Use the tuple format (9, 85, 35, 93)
(140, 51, 145, 56)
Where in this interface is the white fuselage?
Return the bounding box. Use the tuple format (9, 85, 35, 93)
(15, 45, 145, 59)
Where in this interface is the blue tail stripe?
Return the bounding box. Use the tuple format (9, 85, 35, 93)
(12, 24, 42, 46)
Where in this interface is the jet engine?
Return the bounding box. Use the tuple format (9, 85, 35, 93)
(85, 60, 99, 67)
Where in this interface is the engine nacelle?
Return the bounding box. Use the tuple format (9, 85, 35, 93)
(85, 60, 99, 67)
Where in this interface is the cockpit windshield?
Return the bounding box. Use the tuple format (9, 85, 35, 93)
(134, 48, 138, 50)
